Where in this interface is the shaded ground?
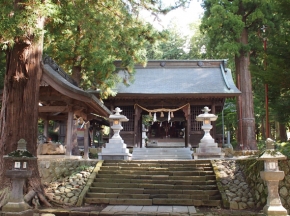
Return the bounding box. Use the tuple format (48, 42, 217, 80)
(195, 206, 263, 215)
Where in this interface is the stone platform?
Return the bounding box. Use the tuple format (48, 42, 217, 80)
(132, 147, 192, 160)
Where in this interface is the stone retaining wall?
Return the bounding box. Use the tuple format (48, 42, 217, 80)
(38, 157, 98, 184)
(38, 157, 99, 206)
(237, 159, 290, 212)
(213, 158, 290, 213)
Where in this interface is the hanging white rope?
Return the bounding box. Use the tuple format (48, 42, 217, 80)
(134, 103, 190, 120)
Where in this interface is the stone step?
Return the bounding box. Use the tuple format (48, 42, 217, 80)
(95, 174, 216, 181)
(103, 160, 211, 165)
(84, 160, 221, 207)
(100, 166, 207, 171)
(102, 163, 212, 167)
(97, 170, 214, 176)
(132, 156, 193, 160)
(86, 192, 150, 199)
(89, 186, 218, 195)
(132, 148, 193, 160)
(87, 192, 220, 200)
(84, 197, 153, 205)
(152, 198, 221, 206)
(93, 178, 217, 185)
(90, 183, 217, 190)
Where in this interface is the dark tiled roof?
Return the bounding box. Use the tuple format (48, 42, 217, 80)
(114, 60, 240, 97)
(41, 56, 111, 117)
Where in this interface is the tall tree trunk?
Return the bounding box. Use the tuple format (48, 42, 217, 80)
(278, 122, 287, 142)
(235, 28, 257, 150)
(0, 16, 50, 207)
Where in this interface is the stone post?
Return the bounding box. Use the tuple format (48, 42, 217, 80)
(258, 138, 288, 216)
(1, 139, 36, 216)
(141, 124, 148, 148)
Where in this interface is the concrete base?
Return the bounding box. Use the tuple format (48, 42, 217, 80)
(132, 147, 193, 160)
(263, 205, 288, 216)
(1, 209, 34, 216)
(193, 152, 225, 159)
(98, 140, 131, 160)
(2, 201, 31, 213)
(98, 153, 132, 160)
(194, 141, 224, 159)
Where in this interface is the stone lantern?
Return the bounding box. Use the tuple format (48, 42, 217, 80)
(258, 138, 288, 216)
(193, 106, 224, 159)
(98, 107, 132, 160)
(2, 139, 37, 216)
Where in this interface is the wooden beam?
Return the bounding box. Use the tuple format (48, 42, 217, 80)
(39, 106, 68, 113)
(38, 114, 68, 121)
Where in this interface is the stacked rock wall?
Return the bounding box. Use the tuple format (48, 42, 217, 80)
(38, 158, 97, 184)
(214, 159, 290, 212)
(38, 158, 98, 206)
(238, 159, 290, 212)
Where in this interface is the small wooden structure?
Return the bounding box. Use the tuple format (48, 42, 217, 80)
(39, 56, 111, 156)
(103, 60, 240, 148)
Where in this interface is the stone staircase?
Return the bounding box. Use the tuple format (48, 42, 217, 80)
(84, 160, 221, 207)
(132, 147, 193, 160)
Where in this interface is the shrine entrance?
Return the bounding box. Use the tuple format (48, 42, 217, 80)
(142, 108, 187, 148)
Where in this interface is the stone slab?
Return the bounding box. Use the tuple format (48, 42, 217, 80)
(187, 206, 197, 214)
(101, 205, 114, 212)
(109, 198, 152, 206)
(141, 206, 158, 212)
(172, 206, 188, 213)
(110, 205, 128, 212)
(126, 206, 143, 212)
(158, 206, 172, 212)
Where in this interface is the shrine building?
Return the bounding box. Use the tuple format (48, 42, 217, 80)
(103, 60, 241, 148)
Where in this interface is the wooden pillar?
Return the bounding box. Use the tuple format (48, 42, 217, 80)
(134, 106, 139, 147)
(182, 104, 191, 148)
(83, 121, 90, 160)
(110, 105, 114, 138)
(66, 111, 74, 156)
(211, 103, 216, 142)
(43, 119, 49, 139)
(186, 106, 191, 148)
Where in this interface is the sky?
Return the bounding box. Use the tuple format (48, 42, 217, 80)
(140, 1, 204, 36)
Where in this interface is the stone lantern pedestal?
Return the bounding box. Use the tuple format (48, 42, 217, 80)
(193, 107, 224, 159)
(141, 124, 148, 148)
(1, 139, 36, 216)
(258, 138, 288, 216)
(98, 107, 132, 160)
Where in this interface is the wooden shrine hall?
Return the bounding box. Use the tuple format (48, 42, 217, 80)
(38, 56, 111, 156)
(103, 60, 241, 148)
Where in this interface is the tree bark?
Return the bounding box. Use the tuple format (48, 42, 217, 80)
(235, 28, 257, 150)
(278, 122, 287, 142)
(0, 15, 50, 207)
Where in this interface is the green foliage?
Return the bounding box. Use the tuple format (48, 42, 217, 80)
(145, 22, 188, 59)
(275, 142, 290, 158)
(89, 152, 98, 159)
(0, 0, 191, 99)
(142, 115, 153, 127)
(42, 0, 191, 98)
(215, 98, 238, 147)
(7, 150, 34, 158)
